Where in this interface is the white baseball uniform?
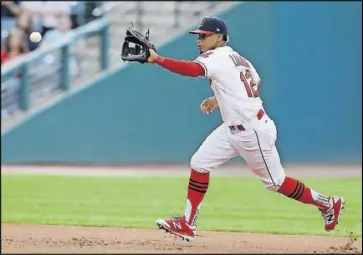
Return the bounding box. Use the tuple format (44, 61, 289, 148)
(191, 46, 286, 191)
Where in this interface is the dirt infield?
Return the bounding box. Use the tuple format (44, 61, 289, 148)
(1, 164, 362, 253)
(1, 224, 362, 254)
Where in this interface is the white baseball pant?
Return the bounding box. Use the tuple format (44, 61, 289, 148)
(190, 115, 286, 191)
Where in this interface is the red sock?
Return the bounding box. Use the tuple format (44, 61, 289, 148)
(278, 177, 330, 210)
(184, 169, 210, 226)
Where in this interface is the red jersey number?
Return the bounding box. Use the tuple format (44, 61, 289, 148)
(240, 70, 260, 98)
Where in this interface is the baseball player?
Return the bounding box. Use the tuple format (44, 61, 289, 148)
(146, 16, 344, 241)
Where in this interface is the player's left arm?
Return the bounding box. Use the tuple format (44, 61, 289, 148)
(148, 49, 205, 77)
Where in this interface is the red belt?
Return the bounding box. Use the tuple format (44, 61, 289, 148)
(229, 109, 265, 132)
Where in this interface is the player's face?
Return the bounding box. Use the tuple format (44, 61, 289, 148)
(197, 33, 223, 53)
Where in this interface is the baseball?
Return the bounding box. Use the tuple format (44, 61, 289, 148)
(30, 32, 42, 43)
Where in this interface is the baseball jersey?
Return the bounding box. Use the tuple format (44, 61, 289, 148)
(194, 46, 264, 126)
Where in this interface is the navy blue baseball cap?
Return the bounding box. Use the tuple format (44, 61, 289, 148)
(189, 16, 228, 36)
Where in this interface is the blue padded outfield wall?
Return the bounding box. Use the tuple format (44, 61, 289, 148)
(2, 2, 362, 164)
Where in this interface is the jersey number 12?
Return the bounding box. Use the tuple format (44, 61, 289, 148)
(240, 70, 260, 98)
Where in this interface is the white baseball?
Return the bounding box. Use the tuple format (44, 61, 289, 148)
(30, 32, 42, 43)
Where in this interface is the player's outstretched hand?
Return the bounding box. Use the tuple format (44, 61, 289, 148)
(147, 49, 159, 63)
(200, 97, 218, 114)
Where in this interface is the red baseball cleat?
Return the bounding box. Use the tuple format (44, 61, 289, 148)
(319, 196, 345, 232)
(156, 215, 196, 241)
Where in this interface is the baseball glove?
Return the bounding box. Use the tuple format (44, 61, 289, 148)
(121, 24, 156, 64)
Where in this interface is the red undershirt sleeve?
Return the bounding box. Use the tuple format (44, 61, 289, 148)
(155, 56, 205, 77)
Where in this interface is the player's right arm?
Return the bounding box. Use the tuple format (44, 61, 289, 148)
(200, 96, 218, 114)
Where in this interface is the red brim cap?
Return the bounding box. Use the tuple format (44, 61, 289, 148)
(189, 30, 214, 35)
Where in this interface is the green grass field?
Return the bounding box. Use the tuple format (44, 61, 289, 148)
(1, 174, 361, 238)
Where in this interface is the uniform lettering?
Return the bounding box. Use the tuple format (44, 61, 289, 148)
(240, 71, 259, 98)
(229, 54, 249, 68)
(228, 54, 260, 98)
